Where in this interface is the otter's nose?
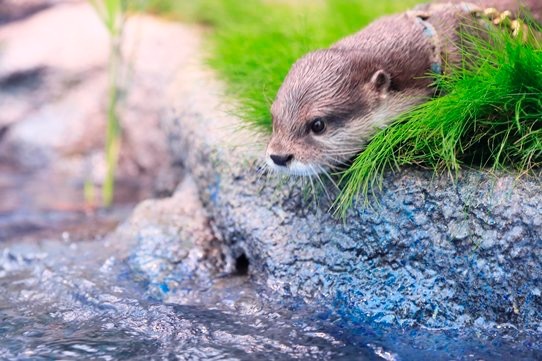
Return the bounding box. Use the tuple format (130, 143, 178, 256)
(270, 154, 293, 167)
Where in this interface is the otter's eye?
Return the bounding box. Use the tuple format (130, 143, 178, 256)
(310, 118, 326, 134)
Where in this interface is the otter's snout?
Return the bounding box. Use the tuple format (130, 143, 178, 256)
(269, 153, 293, 167)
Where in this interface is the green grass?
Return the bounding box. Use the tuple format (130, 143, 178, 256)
(134, 1, 542, 213)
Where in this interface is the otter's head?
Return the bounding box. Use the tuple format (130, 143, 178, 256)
(266, 49, 394, 176)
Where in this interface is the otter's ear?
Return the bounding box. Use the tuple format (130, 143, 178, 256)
(370, 70, 391, 96)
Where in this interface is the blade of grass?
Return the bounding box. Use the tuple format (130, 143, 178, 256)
(89, 0, 125, 207)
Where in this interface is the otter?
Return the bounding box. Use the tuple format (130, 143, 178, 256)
(266, 0, 541, 176)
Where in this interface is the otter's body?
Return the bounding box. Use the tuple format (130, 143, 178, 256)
(266, 1, 541, 175)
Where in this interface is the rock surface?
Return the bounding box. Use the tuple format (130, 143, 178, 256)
(0, 0, 66, 25)
(116, 175, 225, 299)
(156, 20, 542, 331)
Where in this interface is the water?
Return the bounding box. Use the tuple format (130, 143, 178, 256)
(0, 233, 379, 360)
(1, 225, 542, 361)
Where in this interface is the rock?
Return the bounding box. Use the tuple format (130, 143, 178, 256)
(115, 175, 223, 299)
(0, 3, 142, 170)
(0, 3, 191, 227)
(0, 0, 69, 25)
(156, 20, 542, 331)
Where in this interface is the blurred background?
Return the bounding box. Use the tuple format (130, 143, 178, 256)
(0, 0, 185, 242)
(0, 0, 416, 242)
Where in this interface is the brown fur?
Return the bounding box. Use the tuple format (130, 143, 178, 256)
(266, 0, 541, 175)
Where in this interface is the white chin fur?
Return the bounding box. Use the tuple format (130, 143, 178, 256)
(266, 158, 324, 176)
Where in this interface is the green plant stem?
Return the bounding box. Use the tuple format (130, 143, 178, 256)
(90, 0, 125, 207)
(103, 35, 122, 207)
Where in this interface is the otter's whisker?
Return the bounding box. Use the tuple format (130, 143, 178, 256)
(323, 148, 362, 155)
(318, 165, 341, 191)
(307, 172, 317, 203)
(312, 166, 332, 201)
(254, 159, 271, 184)
(322, 157, 351, 165)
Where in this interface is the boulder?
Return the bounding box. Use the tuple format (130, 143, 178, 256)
(158, 21, 542, 330)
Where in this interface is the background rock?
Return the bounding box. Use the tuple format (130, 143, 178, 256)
(0, 2, 190, 240)
(0, 0, 71, 25)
